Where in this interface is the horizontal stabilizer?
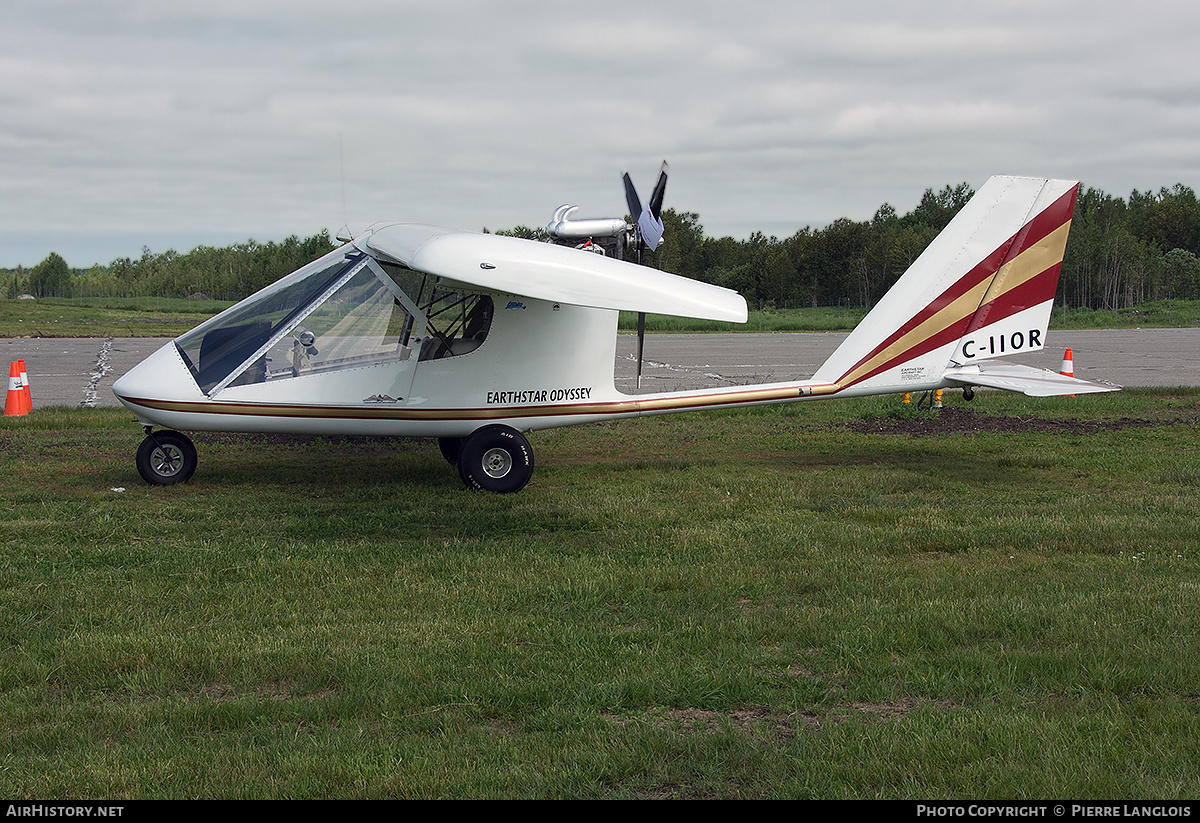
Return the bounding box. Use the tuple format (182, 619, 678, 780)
(943, 362, 1120, 397)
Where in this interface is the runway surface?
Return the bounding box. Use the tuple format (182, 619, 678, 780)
(613, 329, 1200, 394)
(2, 328, 1198, 410)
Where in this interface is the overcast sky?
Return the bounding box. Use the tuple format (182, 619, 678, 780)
(4, 0, 1199, 269)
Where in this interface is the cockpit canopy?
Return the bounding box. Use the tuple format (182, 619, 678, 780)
(175, 246, 492, 396)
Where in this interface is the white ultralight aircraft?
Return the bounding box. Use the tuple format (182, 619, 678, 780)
(113, 169, 1118, 492)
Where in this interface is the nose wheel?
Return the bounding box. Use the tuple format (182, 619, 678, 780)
(135, 429, 197, 485)
(456, 425, 534, 493)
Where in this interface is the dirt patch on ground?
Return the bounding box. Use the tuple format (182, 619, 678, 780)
(608, 697, 954, 742)
(844, 407, 1195, 437)
(194, 431, 429, 453)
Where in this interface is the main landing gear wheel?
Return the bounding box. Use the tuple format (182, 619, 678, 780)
(457, 425, 534, 493)
(438, 436, 463, 465)
(136, 430, 197, 485)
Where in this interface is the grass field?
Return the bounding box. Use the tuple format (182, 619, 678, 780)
(5, 297, 1200, 338)
(7, 393, 1200, 801)
(621, 299, 1200, 333)
(2, 389, 1199, 799)
(0, 299, 224, 338)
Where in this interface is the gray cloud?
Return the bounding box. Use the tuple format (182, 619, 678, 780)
(3, 0, 1199, 267)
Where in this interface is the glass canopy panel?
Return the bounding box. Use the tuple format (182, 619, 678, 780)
(376, 262, 494, 361)
(174, 247, 494, 396)
(176, 247, 360, 393)
(255, 265, 416, 383)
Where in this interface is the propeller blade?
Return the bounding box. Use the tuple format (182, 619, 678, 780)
(636, 311, 646, 390)
(647, 161, 668, 219)
(622, 172, 643, 227)
(638, 210, 665, 251)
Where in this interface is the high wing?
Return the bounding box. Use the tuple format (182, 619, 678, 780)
(355, 222, 748, 323)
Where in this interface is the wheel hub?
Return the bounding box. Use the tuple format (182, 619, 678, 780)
(481, 447, 513, 479)
(151, 445, 185, 477)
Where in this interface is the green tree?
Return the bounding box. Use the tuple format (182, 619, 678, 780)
(29, 252, 73, 298)
(759, 242, 798, 306)
(809, 217, 869, 306)
(493, 225, 547, 241)
(645, 209, 705, 279)
(1163, 248, 1200, 300)
(6, 265, 25, 298)
(1128, 185, 1200, 254)
(906, 183, 975, 232)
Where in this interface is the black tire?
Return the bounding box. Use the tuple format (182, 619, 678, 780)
(438, 436, 463, 465)
(136, 430, 197, 485)
(457, 425, 534, 493)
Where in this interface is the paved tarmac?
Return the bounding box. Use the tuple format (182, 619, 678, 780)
(3, 328, 1198, 410)
(614, 329, 1200, 393)
(1, 337, 168, 410)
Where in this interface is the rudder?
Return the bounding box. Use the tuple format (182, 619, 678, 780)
(811, 176, 1079, 397)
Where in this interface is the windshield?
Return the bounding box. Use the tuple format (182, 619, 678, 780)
(176, 247, 494, 396)
(176, 247, 362, 393)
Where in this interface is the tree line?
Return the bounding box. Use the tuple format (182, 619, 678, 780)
(8, 183, 1200, 309)
(5, 233, 339, 303)
(633, 182, 1200, 310)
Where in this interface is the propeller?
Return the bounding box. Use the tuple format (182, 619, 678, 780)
(623, 160, 668, 254)
(622, 161, 668, 389)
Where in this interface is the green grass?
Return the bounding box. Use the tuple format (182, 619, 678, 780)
(6, 297, 1199, 339)
(2, 390, 1200, 798)
(1047, 298, 1200, 329)
(622, 299, 1200, 332)
(0, 298, 230, 338)
(619, 305, 869, 332)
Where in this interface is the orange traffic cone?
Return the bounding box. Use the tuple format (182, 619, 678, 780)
(18, 360, 30, 410)
(1059, 348, 1075, 397)
(1059, 348, 1074, 378)
(4, 361, 29, 416)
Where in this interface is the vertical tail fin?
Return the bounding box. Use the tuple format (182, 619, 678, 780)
(812, 176, 1080, 396)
